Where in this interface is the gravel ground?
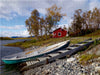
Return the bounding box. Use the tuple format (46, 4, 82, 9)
(23, 45, 100, 75)
(23, 56, 100, 75)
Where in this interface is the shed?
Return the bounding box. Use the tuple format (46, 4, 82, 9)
(53, 28, 67, 38)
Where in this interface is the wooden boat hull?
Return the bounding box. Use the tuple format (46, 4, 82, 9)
(2, 59, 22, 64)
(2, 54, 43, 64)
(2, 40, 70, 64)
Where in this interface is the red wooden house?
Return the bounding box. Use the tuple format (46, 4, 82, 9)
(53, 28, 67, 38)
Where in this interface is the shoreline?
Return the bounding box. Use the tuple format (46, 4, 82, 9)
(1, 39, 100, 75)
(22, 44, 100, 75)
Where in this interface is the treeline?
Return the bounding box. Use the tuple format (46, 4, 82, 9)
(0, 37, 13, 40)
(25, 5, 66, 40)
(69, 7, 100, 36)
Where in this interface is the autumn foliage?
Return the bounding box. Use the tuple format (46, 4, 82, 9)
(69, 7, 100, 36)
(25, 4, 66, 40)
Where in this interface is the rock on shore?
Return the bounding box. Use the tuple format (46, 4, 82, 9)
(23, 45, 100, 75)
(23, 54, 100, 75)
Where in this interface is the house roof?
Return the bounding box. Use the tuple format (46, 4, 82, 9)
(53, 28, 66, 32)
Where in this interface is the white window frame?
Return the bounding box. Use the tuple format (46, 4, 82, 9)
(58, 32, 61, 36)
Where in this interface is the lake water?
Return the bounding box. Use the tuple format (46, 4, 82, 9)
(0, 39, 28, 75)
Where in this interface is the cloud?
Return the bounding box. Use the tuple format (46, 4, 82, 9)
(45, 0, 88, 25)
(0, 25, 25, 29)
(0, 0, 100, 37)
(57, 24, 69, 28)
(89, 0, 100, 10)
(0, 0, 88, 20)
(37, 8, 47, 15)
(0, 0, 51, 20)
(0, 0, 100, 24)
(73, 0, 87, 2)
(0, 30, 29, 37)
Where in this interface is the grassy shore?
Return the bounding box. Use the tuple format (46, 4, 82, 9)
(5, 30, 100, 49)
(78, 39, 100, 65)
(0, 37, 14, 40)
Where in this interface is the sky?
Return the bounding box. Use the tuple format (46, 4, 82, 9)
(0, 0, 100, 37)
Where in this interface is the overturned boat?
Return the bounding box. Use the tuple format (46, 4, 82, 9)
(2, 40, 70, 64)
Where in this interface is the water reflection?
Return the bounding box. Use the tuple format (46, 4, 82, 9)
(0, 39, 28, 75)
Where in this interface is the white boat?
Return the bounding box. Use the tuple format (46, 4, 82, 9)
(2, 40, 70, 64)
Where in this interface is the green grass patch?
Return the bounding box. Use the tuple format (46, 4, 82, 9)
(79, 54, 100, 65)
(5, 39, 37, 48)
(84, 29, 100, 37)
(78, 39, 100, 65)
(5, 37, 67, 48)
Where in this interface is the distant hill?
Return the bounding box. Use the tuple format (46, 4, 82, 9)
(11, 36, 24, 38)
(27, 36, 35, 38)
(11, 36, 34, 38)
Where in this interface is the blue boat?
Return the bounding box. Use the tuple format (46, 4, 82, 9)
(2, 40, 70, 64)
